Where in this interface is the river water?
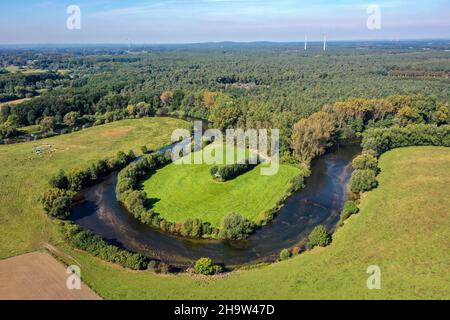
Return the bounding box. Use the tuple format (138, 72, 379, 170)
(70, 142, 360, 268)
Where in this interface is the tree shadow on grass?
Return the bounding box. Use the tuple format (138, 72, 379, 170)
(145, 198, 161, 209)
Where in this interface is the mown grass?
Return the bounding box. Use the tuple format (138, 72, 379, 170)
(0, 117, 189, 259)
(142, 143, 302, 226)
(62, 146, 450, 299)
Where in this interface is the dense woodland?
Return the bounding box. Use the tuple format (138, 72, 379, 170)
(1, 41, 449, 152)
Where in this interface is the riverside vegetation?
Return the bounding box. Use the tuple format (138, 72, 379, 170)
(1, 42, 449, 296)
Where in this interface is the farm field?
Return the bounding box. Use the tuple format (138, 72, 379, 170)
(142, 144, 302, 226)
(60, 147, 450, 299)
(0, 117, 189, 259)
(0, 251, 100, 300)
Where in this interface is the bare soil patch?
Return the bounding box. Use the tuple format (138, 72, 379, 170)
(0, 251, 100, 300)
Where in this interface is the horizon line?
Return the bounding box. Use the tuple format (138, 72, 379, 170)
(1, 38, 450, 47)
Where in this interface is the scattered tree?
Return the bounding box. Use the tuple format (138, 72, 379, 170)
(306, 225, 331, 249)
(279, 249, 291, 261)
(350, 169, 378, 193)
(219, 213, 255, 240)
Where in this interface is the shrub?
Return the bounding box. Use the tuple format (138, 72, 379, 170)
(49, 196, 73, 219)
(66, 168, 91, 191)
(362, 124, 450, 156)
(156, 263, 170, 274)
(63, 111, 80, 127)
(61, 223, 148, 270)
(49, 169, 69, 190)
(141, 145, 148, 154)
(115, 151, 184, 235)
(147, 260, 158, 272)
(306, 225, 331, 250)
(209, 166, 219, 177)
(122, 252, 148, 270)
(210, 161, 257, 182)
(350, 169, 378, 193)
(292, 246, 301, 256)
(352, 154, 378, 170)
(194, 257, 222, 275)
(339, 200, 359, 224)
(110, 151, 130, 170)
(219, 213, 255, 240)
(180, 218, 204, 238)
(87, 159, 110, 183)
(124, 190, 147, 213)
(279, 249, 291, 261)
(287, 174, 305, 193)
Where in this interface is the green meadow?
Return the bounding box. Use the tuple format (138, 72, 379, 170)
(1, 118, 449, 299)
(142, 143, 302, 226)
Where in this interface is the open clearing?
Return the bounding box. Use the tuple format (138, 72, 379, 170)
(63, 147, 450, 299)
(143, 144, 302, 226)
(0, 251, 100, 300)
(0, 117, 189, 259)
(0, 97, 34, 108)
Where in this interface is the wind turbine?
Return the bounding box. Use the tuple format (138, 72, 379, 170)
(323, 33, 327, 51)
(304, 34, 308, 51)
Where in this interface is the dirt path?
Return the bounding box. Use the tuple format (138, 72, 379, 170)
(0, 251, 101, 300)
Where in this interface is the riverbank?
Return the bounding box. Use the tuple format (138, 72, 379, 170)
(141, 144, 304, 228)
(64, 146, 450, 299)
(70, 143, 360, 267)
(0, 117, 189, 259)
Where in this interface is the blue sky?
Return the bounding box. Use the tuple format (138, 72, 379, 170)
(0, 0, 449, 44)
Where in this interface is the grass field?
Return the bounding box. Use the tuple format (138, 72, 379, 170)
(60, 146, 450, 299)
(0, 97, 34, 108)
(0, 117, 189, 259)
(142, 144, 302, 226)
(4, 66, 47, 74)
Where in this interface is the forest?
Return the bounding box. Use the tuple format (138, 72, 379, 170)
(1, 41, 449, 152)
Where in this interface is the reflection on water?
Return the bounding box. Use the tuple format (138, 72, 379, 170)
(70, 143, 360, 267)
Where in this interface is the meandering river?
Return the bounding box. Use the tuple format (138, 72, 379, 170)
(70, 142, 360, 268)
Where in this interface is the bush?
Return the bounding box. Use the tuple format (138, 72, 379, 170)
(362, 124, 450, 156)
(306, 225, 331, 250)
(194, 257, 222, 275)
(341, 201, 359, 223)
(115, 151, 182, 234)
(210, 161, 257, 182)
(350, 169, 378, 193)
(279, 249, 291, 261)
(180, 218, 204, 238)
(67, 168, 91, 191)
(352, 154, 378, 170)
(61, 223, 148, 270)
(209, 166, 219, 177)
(147, 260, 158, 271)
(49, 169, 69, 190)
(340, 200, 359, 224)
(287, 174, 306, 193)
(292, 246, 301, 256)
(219, 213, 255, 240)
(49, 196, 73, 219)
(40, 188, 73, 219)
(124, 190, 147, 213)
(110, 151, 131, 170)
